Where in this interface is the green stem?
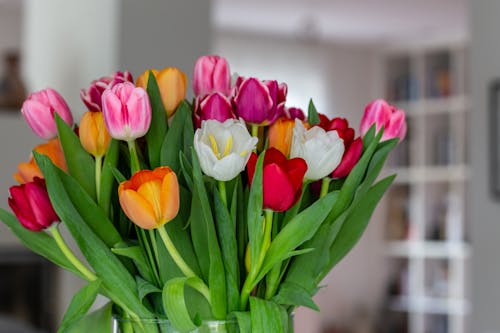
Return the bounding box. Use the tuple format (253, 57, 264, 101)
(218, 180, 227, 207)
(319, 177, 331, 198)
(127, 140, 141, 174)
(158, 225, 196, 278)
(95, 155, 102, 203)
(49, 224, 97, 281)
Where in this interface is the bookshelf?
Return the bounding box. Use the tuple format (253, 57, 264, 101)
(379, 43, 470, 333)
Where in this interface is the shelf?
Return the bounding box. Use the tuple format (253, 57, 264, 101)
(385, 241, 471, 259)
(384, 165, 469, 184)
(391, 95, 470, 117)
(389, 296, 470, 315)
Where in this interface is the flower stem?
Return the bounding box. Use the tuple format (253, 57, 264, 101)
(49, 224, 97, 281)
(95, 155, 102, 203)
(158, 225, 196, 278)
(127, 140, 141, 174)
(218, 180, 227, 207)
(320, 177, 331, 198)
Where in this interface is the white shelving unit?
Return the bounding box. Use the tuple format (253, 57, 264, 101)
(380, 42, 470, 333)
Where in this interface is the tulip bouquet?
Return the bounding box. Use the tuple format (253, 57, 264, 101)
(1, 55, 406, 333)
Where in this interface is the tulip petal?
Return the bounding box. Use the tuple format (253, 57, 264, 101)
(125, 87, 152, 138)
(102, 90, 127, 138)
(160, 172, 180, 223)
(21, 100, 57, 139)
(263, 163, 294, 212)
(332, 137, 363, 178)
(119, 189, 158, 230)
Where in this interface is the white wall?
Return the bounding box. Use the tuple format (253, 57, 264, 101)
(469, 1, 500, 332)
(215, 32, 386, 332)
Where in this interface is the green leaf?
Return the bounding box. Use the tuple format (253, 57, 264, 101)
(64, 302, 112, 333)
(55, 114, 96, 200)
(307, 99, 320, 126)
(136, 276, 161, 302)
(146, 73, 168, 168)
(232, 312, 251, 333)
(36, 154, 152, 319)
(0, 208, 81, 277)
(58, 279, 102, 333)
(99, 139, 119, 215)
(111, 244, 154, 283)
(190, 150, 227, 319)
(247, 153, 265, 273)
(273, 281, 319, 311)
(254, 191, 338, 284)
(160, 101, 191, 173)
(213, 187, 240, 313)
(162, 277, 199, 333)
(250, 297, 288, 333)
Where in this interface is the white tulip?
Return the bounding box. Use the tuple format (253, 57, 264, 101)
(290, 119, 345, 181)
(194, 119, 258, 181)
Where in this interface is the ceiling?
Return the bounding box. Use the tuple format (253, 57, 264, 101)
(213, 0, 469, 44)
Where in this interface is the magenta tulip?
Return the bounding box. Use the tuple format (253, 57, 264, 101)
(81, 71, 134, 112)
(8, 177, 59, 232)
(193, 92, 235, 128)
(102, 82, 152, 141)
(284, 107, 306, 120)
(21, 88, 73, 140)
(233, 77, 286, 126)
(360, 99, 407, 141)
(193, 55, 231, 97)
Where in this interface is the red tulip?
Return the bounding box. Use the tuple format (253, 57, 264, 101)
(193, 92, 235, 128)
(8, 177, 59, 231)
(193, 55, 232, 97)
(247, 148, 307, 212)
(359, 99, 407, 141)
(80, 71, 133, 112)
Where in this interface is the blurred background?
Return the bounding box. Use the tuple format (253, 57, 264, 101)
(0, 0, 499, 332)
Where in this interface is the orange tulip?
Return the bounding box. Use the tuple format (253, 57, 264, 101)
(136, 69, 159, 91)
(79, 111, 111, 157)
(14, 138, 67, 183)
(268, 117, 295, 157)
(118, 167, 179, 230)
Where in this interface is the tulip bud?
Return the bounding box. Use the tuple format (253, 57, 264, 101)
(118, 167, 180, 230)
(79, 111, 111, 157)
(157, 68, 188, 117)
(360, 99, 407, 141)
(193, 55, 232, 97)
(136, 69, 159, 91)
(81, 71, 134, 112)
(21, 88, 73, 140)
(8, 177, 59, 231)
(268, 117, 296, 157)
(102, 82, 152, 141)
(193, 92, 235, 128)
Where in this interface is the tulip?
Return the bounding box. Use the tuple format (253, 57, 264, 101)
(81, 71, 134, 112)
(21, 88, 73, 140)
(102, 82, 152, 141)
(247, 148, 307, 212)
(268, 117, 296, 157)
(136, 69, 159, 91)
(233, 77, 287, 126)
(79, 111, 111, 157)
(14, 138, 67, 184)
(193, 92, 235, 128)
(8, 177, 59, 231)
(290, 120, 345, 181)
(118, 167, 179, 230)
(193, 55, 232, 97)
(360, 99, 407, 141)
(284, 107, 306, 121)
(194, 119, 258, 181)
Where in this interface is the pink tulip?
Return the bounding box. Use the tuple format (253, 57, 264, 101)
(192, 55, 231, 97)
(193, 92, 235, 128)
(360, 99, 407, 141)
(8, 177, 59, 232)
(81, 71, 134, 112)
(284, 107, 306, 120)
(102, 82, 152, 141)
(233, 77, 287, 126)
(21, 88, 73, 139)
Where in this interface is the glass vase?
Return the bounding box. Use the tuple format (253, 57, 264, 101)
(111, 317, 239, 333)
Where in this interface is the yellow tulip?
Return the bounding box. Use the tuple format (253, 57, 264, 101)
(136, 69, 159, 91)
(267, 117, 296, 157)
(79, 111, 111, 158)
(118, 167, 179, 230)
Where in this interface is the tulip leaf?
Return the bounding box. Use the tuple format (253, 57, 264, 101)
(253, 191, 337, 285)
(55, 114, 96, 200)
(190, 150, 227, 319)
(250, 297, 289, 333)
(36, 153, 152, 319)
(179, 151, 193, 191)
(146, 73, 168, 168)
(0, 208, 81, 278)
(162, 277, 200, 333)
(111, 244, 155, 283)
(232, 312, 251, 333)
(135, 276, 161, 302)
(34, 152, 122, 248)
(273, 281, 319, 311)
(99, 139, 119, 216)
(160, 102, 188, 173)
(58, 279, 102, 333)
(307, 99, 320, 126)
(213, 187, 240, 313)
(64, 302, 112, 333)
(247, 153, 265, 273)
(181, 101, 195, 157)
